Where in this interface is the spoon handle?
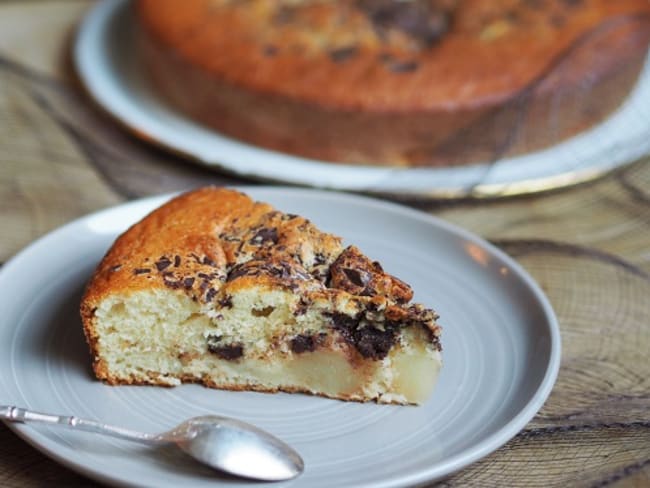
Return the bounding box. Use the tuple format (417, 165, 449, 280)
(0, 405, 163, 445)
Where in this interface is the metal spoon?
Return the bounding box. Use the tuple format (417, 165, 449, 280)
(1, 405, 303, 481)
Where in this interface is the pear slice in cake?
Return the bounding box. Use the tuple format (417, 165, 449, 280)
(80, 187, 442, 404)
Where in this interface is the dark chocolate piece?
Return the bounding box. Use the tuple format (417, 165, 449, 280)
(357, 0, 453, 47)
(205, 288, 217, 302)
(273, 6, 295, 25)
(329, 46, 359, 62)
(218, 294, 233, 308)
(293, 297, 312, 316)
(354, 326, 396, 359)
(263, 45, 278, 56)
(155, 256, 172, 271)
(206, 334, 243, 359)
(326, 311, 398, 360)
(387, 59, 419, 73)
(290, 334, 316, 353)
(209, 343, 244, 360)
(250, 227, 279, 245)
(343, 267, 369, 287)
(162, 277, 182, 289)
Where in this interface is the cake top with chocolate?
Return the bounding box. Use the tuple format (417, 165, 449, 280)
(137, 0, 650, 109)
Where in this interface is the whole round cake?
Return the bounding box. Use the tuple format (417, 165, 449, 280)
(135, 0, 650, 167)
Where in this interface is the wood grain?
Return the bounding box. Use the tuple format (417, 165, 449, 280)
(0, 1, 649, 487)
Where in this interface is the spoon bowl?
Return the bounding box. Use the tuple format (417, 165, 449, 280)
(169, 416, 304, 481)
(1, 406, 303, 481)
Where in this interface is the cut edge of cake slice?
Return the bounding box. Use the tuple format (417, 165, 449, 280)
(80, 187, 442, 405)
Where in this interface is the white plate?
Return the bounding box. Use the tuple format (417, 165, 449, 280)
(74, 0, 650, 199)
(0, 187, 560, 487)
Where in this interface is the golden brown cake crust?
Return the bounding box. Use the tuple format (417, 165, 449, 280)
(135, 0, 650, 166)
(81, 187, 441, 390)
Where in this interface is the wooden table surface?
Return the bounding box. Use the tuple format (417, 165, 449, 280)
(1, 1, 649, 486)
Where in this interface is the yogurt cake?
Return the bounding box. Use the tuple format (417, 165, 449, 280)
(80, 188, 442, 404)
(135, 0, 650, 166)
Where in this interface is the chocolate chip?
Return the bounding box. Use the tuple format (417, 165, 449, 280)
(326, 312, 360, 339)
(550, 14, 565, 28)
(379, 52, 420, 73)
(325, 312, 397, 360)
(203, 256, 216, 267)
(290, 334, 316, 353)
(205, 334, 243, 360)
(206, 288, 217, 302)
(388, 59, 419, 73)
(183, 277, 195, 289)
(293, 297, 312, 316)
(366, 300, 381, 313)
(218, 295, 233, 308)
(273, 6, 295, 25)
(358, 0, 452, 47)
(329, 312, 358, 327)
(250, 227, 279, 245)
(228, 263, 249, 281)
(343, 268, 367, 287)
(155, 257, 172, 271)
(134, 268, 150, 275)
(208, 343, 244, 360)
(263, 45, 278, 56)
(163, 277, 182, 289)
(355, 326, 396, 359)
(174, 255, 181, 267)
(329, 45, 359, 62)
(505, 10, 519, 23)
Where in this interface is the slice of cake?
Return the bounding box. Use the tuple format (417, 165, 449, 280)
(80, 187, 442, 404)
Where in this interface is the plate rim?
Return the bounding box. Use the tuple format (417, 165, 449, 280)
(0, 186, 562, 487)
(72, 0, 650, 200)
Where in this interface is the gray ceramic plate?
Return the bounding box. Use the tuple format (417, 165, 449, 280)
(0, 187, 560, 487)
(75, 0, 650, 198)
